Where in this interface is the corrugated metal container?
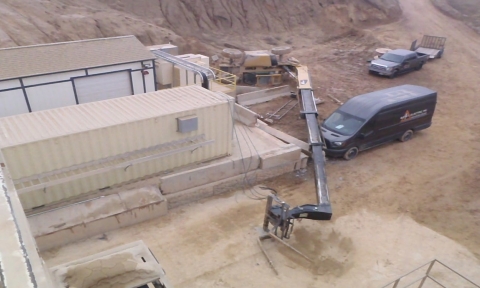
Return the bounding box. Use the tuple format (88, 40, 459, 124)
(0, 85, 233, 209)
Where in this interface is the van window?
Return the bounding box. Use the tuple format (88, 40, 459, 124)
(360, 119, 375, 135)
(324, 111, 366, 136)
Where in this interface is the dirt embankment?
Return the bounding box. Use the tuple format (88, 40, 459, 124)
(0, 0, 400, 52)
(431, 0, 480, 34)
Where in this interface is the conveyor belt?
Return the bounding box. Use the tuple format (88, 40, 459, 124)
(298, 87, 332, 218)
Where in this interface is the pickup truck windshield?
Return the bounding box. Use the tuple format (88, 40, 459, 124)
(380, 53, 405, 63)
(324, 111, 366, 136)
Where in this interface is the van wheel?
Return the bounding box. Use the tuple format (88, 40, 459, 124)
(343, 147, 359, 160)
(400, 130, 413, 142)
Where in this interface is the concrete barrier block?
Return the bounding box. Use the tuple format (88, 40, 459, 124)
(165, 184, 214, 209)
(259, 144, 301, 170)
(256, 161, 297, 182)
(160, 156, 260, 195)
(257, 120, 311, 154)
(234, 104, 258, 126)
(165, 173, 256, 209)
(237, 85, 291, 105)
(295, 153, 309, 170)
(30, 186, 167, 251)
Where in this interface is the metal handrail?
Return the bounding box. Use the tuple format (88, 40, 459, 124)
(381, 259, 479, 288)
(209, 67, 236, 92)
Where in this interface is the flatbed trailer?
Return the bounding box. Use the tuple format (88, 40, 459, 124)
(410, 35, 446, 59)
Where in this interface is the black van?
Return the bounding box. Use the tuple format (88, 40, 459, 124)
(321, 84, 437, 160)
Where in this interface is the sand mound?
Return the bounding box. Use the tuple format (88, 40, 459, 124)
(0, 0, 401, 51)
(278, 226, 354, 277)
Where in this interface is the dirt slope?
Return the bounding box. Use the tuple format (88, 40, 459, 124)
(431, 0, 480, 34)
(0, 0, 400, 53)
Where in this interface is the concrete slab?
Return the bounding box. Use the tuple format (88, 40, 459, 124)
(256, 119, 311, 155)
(165, 173, 256, 209)
(234, 104, 258, 126)
(30, 186, 167, 251)
(1, 168, 55, 288)
(236, 86, 261, 95)
(28, 194, 125, 236)
(160, 155, 260, 195)
(256, 160, 297, 182)
(237, 85, 291, 106)
(296, 153, 309, 170)
(49, 240, 173, 288)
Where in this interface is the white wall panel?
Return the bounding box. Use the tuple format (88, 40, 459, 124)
(145, 69, 156, 92)
(22, 70, 86, 86)
(0, 79, 21, 90)
(26, 82, 77, 112)
(75, 71, 132, 104)
(131, 71, 145, 94)
(87, 62, 141, 75)
(0, 90, 29, 117)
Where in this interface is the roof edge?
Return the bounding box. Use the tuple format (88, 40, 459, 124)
(0, 35, 137, 51)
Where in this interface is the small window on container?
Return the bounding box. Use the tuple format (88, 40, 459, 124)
(177, 115, 198, 133)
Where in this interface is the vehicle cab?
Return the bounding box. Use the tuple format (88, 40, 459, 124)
(369, 49, 424, 78)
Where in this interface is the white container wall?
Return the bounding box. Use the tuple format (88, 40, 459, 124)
(0, 86, 234, 209)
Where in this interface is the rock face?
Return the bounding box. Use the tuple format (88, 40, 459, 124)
(0, 0, 401, 50)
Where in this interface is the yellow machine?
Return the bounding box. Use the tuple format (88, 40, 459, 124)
(217, 46, 311, 88)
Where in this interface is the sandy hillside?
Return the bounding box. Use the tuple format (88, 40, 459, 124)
(0, 0, 400, 53)
(431, 0, 480, 34)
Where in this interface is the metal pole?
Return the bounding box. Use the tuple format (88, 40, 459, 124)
(256, 237, 278, 275)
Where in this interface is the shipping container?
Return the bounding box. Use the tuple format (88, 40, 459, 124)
(0, 85, 234, 209)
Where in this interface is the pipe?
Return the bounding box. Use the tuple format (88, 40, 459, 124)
(151, 50, 215, 90)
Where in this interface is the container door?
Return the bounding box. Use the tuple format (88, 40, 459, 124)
(74, 71, 133, 104)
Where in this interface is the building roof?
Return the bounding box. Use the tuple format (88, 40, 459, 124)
(0, 35, 155, 81)
(339, 85, 437, 119)
(0, 85, 231, 148)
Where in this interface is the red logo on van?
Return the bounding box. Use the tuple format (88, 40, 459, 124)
(400, 109, 427, 122)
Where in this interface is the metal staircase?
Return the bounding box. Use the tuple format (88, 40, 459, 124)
(381, 259, 479, 288)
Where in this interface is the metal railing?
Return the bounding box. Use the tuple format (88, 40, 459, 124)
(381, 259, 479, 288)
(209, 67, 236, 93)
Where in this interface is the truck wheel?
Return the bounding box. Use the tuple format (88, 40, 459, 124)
(415, 63, 424, 70)
(400, 130, 413, 142)
(343, 147, 359, 160)
(389, 70, 398, 79)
